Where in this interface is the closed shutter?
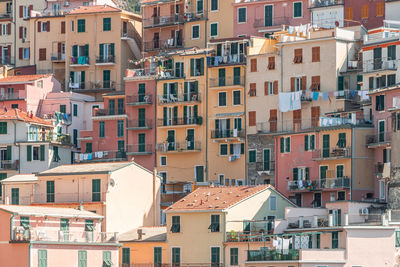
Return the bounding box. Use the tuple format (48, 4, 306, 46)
(40, 145, 45, 161)
(38, 21, 41, 32)
(190, 59, 194, 76)
(61, 21, 65, 34)
(291, 77, 295, 92)
(293, 168, 298, 180)
(301, 76, 306, 91)
(250, 58, 257, 72)
(280, 137, 284, 153)
(6, 146, 11, 160)
(264, 82, 269, 95)
(27, 145, 32, 161)
(47, 21, 50, 31)
(304, 135, 309, 151)
(19, 27, 23, 39)
(19, 48, 23, 60)
(249, 111, 256, 126)
(273, 81, 278, 94)
(312, 47, 320, 62)
(199, 58, 204, 75)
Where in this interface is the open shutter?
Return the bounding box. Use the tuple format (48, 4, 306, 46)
(293, 168, 298, 180)
(200, 58, 204, 75)
(264, 82, 269, 95)
(38, 21, 41, 32)
(190, 59, 194, 76)
(47, 21, 50, 32)
(311, 135, 315, 150)
(184, 82, 188, 101)
(19, 6, 23, 18)
(273, 81, 278, 94)
(27, 145, 32, 161)
(7, 23, 10, 35)
(99, 44, 104, 58)
(286, 137, 290, 152)
(6, 146, 11, 160)
(19, 48, 23, 60)
(61, 21, 65, 34)
(72, 45, 77, 57)
(110, 43, 115, 56)
(40, 145, 45, 161)
(291, 77, 295, 92)
(163, 107, 167, 125)
(194, 80, 198, 93)
(173, 106, 178, 122)
(173, 83, 178, 97)
(29, 5, 33, 16)
(305, 167, 310, 179)
(84, 44, 89, 57)
(163, 83, 167, 98)
(301, 76, 306, 91)
(280, 138, 284, 153)
(194, 105, 198, 118)
(229, 144, 234, 155)
(183, 106, 187, 120)
(57, 42, 61, 54)
(304, 135, 309, 151)
(19, 27, 23, 39)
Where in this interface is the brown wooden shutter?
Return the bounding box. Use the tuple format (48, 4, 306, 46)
(249, 111, 256, 126)
(61, 21, 65, 34)
(273, 81, 278, 94)
(249, 83, 256, 96)
(264, 82, 269, 95)
(7, 23, 10, 35)
(57, 42, 62, 53)
(38, 21, 41, 32)
(0, 48, 3, 61)
(311, 106, 320, 127)
(19, 27, 23, 39)
(293, 109, 302, 128)
(311, 76, 320, 91)
(7, 45, 10, 58)
(29, 5, 33, 16)
(39, 48, 46, 61)
(19, 6, 23, 18)
(19, 48, 23, 60)
(301, 76, 306, 91)
(268, 56, 275, 70)
(291, 77, 295, 92)
(251, 58, 257, 72)
(47, 21, 50, 32)
(269, 109, 277, 132)
(312, 47, 320, 62)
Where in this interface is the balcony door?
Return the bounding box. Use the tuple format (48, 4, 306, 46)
(264, 5, 273, 27)
(378, 120, 385, 142)
(373, 47, 382, 70)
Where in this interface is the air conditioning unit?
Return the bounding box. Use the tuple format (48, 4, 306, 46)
(360, 208, 369, 215)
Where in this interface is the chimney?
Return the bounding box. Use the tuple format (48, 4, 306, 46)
(137, 228, 143, 240)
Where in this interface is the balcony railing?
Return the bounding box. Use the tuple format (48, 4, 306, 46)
(126, 94, 153, 105)
(11, 227, 117, 243)
(144, 38, 183, 51)
(69, 82, 86, 90)
(0, 160, 18, 170)
(209, 76, 245, 87)
(249, 161, 275, 172)
(211, 129, 245, 139)
(96, 55, 115, 64)
(0, 91, 24, 100)
(253, 16, 290, 28)
(366, 132, 392, 145)
(127, 119, 153, 129)
(309, 0, 344, 8)
(207, 54, 246, 67)
(143, 14, 185, 28)
(312, 147, 352, 160)
(51, 53, 66, 61)
(156, 141, 201, 152)
(70, 56, 89, 65)
(363, 58, 397, 73)
(0, 56, 15, 65)
(226, 231, 274, 242)
(247, 249, 299, 261)
(287, 177, 350, 191)
(127, 144, 153, 155)
(0, 12, 12, 19)
(26, 132, 71, 145)
(93, 108, 125, 117)
(157, 117, 203, 126)
(184, 12, 206, 22)
(158, 93, 201, 104)
(32, 192, 106, 204)
(74, 151, 127, 163)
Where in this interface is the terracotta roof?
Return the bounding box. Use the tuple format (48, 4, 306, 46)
(68, 5, 121, 15)
(165, 185, 273, 212)
(0, 109, 52, 126)
(0, 205, 103, 219)
(0, 74, 50, 84)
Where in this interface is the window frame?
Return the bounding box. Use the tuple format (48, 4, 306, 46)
(77, 19, 85, 33)
(293, 1, 303, 18)
(232, 90, 241, 106)
(171, 216, 181, 233)
(237, 7, 247, 23)
(209, 214, 220, 232)
(191, 24, 200, 40)
(269, 195, 277, 210)
(210, 0, 218, 11)
(210, 22, 218, 37)
(220, 144, 228, 156)
(218, 91, 227, 107)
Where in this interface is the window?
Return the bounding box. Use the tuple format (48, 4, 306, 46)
(103, 251, 112, 267)
(46, 181, 55, 202)
(249, 111, 256, 126)
(233, 90, 241, 105)
(172, 247, 180, 266)
(280, 137, 290, 153)
(190, 58, 204, 76)
(154, 247, 162, 266)
(219, 174, 225, 185)
(0, 173, 6, 196)
(396, 231, 400, 247)
(11, 104, 18, 109)
(345, 7, 353, 20)
(1, 24, 7, 36)
(197, 0, 203, 13)
(117, 120, 124, 137)
(376, 95, 385, 111)
(160, 156, 167, 166)
(211, 0, 218, 11)
(77, 19, 85, 32)
(73, 104, 78, 116)
(304, 134, 315, 151)
(238, 7, 246, 23)
(269, 196, 277, 210)
(376, 2, 384, 17)
(230, 248, 238, 265)
(85, 143, 92, 153)
(38, 250, 47, 267)
(388, 45, 396, 60)
(20, 216, 30, 229)
(103, 18, 111, 31)
(249, 150, 256, 163)
(211, 247, 220, 266)
(268, 56, 275, 70)
(250, 58, 257, 72)
(41, 21, 49, 32)
(336, 165, 344, 178)
(71, 20, 74, 32)
(220, 144, 228, 156)
(92, 179, 100, 201)
(293, 48, 302, 63)
(33, 146, 39, 160)
(388, 74, 396, 86)
(171, 216, 180, 232)
(78, 251, 87, 267)
(291, 76, 305, 91)
(99, 121, 105, 138)
(22, 6, 29, 18)
(0, 122, 6, 134)
(210, 23, 218, 37)
(312, 47, 320, 62)
(338, 191, 345, 201)
(332, 232, 339, 248)
(192, 25, 200, 39)
(293, 2, 302, 18)
(218, 92, 227, 106)
(118, 140, 125, 152)
(11, 188, 19, 205)
(249, 83, 256, 96)
(337, 133, 346, 148)
(122, 248, 130, 266)
(361, 5, 368, 18)
(85, 219, 94, 232)
(39, 48, 46, 61)
(53, 146, 60, 162)
(311, 76, 320, 91)
(209, 214, 220, 232)
(195, 166, 204, 182)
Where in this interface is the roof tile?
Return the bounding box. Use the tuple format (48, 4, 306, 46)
(0, 109, 52, 126)
(68, 5, 121, 15)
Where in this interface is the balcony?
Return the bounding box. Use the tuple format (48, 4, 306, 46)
(144, 39, 183, 52)
(312, 147, 352, 160)
(287, 177, 350, 192)
(127, 144, 153, 155)
(11, 227, 117, 244)
(184, 12, 206, 22)
(157, 69, 185, 80)
(156, 141, 201, 153)
(363, 58, 397, 73)
(95, 55, 115, 65)
(209, 76, 245, 88)
(207, 54, 246, 67)
(248, 161, 275, 172)
(26, 132, 71, 145)
(126, 94, 153, 106)
(157, 117, 203, 127)
(247, 249, 299, 261)
(0, 91, 24, 101)
(158, 93, 201, 104)
(88, 81, 116, 92)
(143, 14, 185, 28)
(375, 162, 391, 178)
(0, 56, 14, 65)
(253, 16, 290, 28)
(51, 53, 65, 62)
(211, 129, 245, 139)
(70, 56, 89, 66)
(74, 151, 127, 163)
(366, 132, 392, 147)
(127, 119, 153, 130)
(0, 12, 12, 20)
(0, 160, 18, 170)
(33, 192, 106, 204)
(309, 0, 344, 8)
(69, 82, 85, 90)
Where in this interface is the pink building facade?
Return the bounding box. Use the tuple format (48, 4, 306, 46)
(0, 205, 119, 267)
(233, 0, 310, 38)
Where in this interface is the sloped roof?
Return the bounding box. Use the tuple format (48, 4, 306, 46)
(0, 205, 103, 219)
(1, 174, 37, 183)
(119, 226, 167, 242)
(0, 74, 50, 84)
(166, 185, 284, 212)
(0, 109, 53, 126)
(68, 5, 121, 15)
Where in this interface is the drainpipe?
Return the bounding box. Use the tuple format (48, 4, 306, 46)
(277, 44, 284, 189)
(350, 129, 354, 200)
(243, 60, 247, 184)
(13, 0, 16, 66)
(153, 167, 157, 226)
(222, 211, 226, 267)
(205, 50, 209, 181)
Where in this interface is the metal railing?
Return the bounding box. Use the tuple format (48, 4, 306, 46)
(0, 56, 15, 65)
(70, 56, 89, 65)
(0, 91, 24, 100)
(287, 177, 350, 191)
(74, 151, 127, 163)
(363, 58, 397, 73)
(0, 12, 12, 19)
(127, 119, 153, 129)
(226, 231, 273, 242)
(126, 94, 153, 105)
(209, 76, 245, 87)
(93, 108, 125, 116)
(0, 160, 18, 170)
(310, 0, 344, 8)
(96, 55, 115, 64)
(247, 249, 299, 261)
(157, 141, 201, 152)
(253, 16, 290, 28)
(89, 81, 116, 90)
(211, 129, 245, 139)
(69, 82, 86, 90)
(207, 54, 246, 67)
(51, 53, 66, 61)
(184, 12, 206, 22)
(366, 132, 392, 145)
(157, 117, 203, 126)
(248, 161, 275, 172)
(158, 93, 201, 104)
(26, 132, 71, 144)
(127, 144, 153, 154)
(144, 39, 183, 51)
(143, 14, 185, 28)
(32, 192, 106, 204)
(312, 147, 352, 160)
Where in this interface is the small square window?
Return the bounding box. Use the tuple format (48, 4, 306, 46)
(210, 23, 218, 37)
(220, 144, 228, 155)
(192, 25, 200, 39)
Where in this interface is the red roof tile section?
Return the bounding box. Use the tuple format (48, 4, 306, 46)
(0, 109, 52, 126)
(166, 185, 270, 211)
(0, 74, 50, 84)
(68, 5, 121, 15)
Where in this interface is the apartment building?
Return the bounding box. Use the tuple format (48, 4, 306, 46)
(233, 0, 310, 38)
(388, 91, 400, 209)
(2, 161, 161, 233)
(165, 185, 296, 266)
(247, 27, 366, 186)
(0, 204, 120, 267)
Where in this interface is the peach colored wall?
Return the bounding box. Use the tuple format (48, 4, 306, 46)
(0, 243, 29, 267)
(120, 241, 167, 266)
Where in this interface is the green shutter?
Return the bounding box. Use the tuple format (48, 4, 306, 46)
(38, 250, 47, 267)
(0, 122, 7, 134)
(163, 107, 167, 126)
(199, 58, 204, 75)
(110, 43, 114, 56)
(304, 135, 309, 151)
(190, 59, 194, 76)
(122, 248, 130, 265)
(84, 44, 89, 57)
(311, 135, 315, 150)
(73, 104, 78, 116)
(286, 137, 290, 152)
(92, 179, 100, 201)
(81, 71, 85, 82)
(72, 45, 77, 57)
(6, 145, 11, 160)
(249, 150, 256, 163)
(241, 143, 244, 154)
(163, 83, 168, 98)
(154, 247, 162, 264)
(338, 76, 344, 91)
(280, 137, 284, 153)
(40, 145, 45, 161)
(27, 145, 32, 161)
(78, 251, 87, 267)
(305, 167, 310, 179)
(173, 106, 177, 121)
(103, 251, 112, 266)
(184, 82, 188, 101)
(99, 44, 104, 58)
(183, 106, 187, 120)
(293, 168, 298, 180)
(229, 144, 233, 155)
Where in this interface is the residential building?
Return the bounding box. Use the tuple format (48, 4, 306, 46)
(118, 226, 167, 267)
(0, 73, 61, 114)
(388, 90, 400, 209)
(0, 204, 120, 267)
(165, 185, 296, 266)
(207, 37, 248, 184)
(385, 0, 400, 21)
(233, 0, 310, 38)
(0, 109, 72, 185)
(2, 162, 161, 233)
(225, 201, 397, 267)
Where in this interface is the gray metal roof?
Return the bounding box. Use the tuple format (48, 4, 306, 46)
(0, 205, 103, 219)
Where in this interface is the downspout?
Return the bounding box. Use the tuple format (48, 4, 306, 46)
(205, 50, 209, 181)
(350, 128, 354, 201)
(12, 121, 20, 173)
(243, 58, 247, 184)
(222, 211, 226, 267)
(33, 18, 38, 66)
(153, 167, 157, 226)
(277, 44, 284, 189)
(13, 0, 16, 66)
